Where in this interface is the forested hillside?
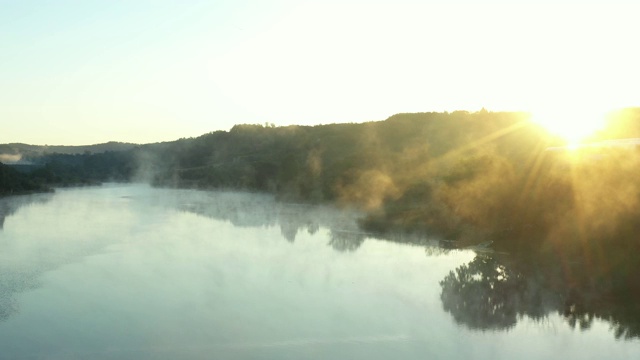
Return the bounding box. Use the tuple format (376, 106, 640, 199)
(0, 162, 51, 195)
(4, 108, 640, 336)
(145, 111, 553, 202)
(3, 109, 640, 251)
(0, 142, 136, 161)
(131, 107, 640, 260)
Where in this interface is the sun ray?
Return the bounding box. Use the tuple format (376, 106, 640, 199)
(518, 139, 551, 207)
(436, 121, 527, 164)
(530, 107, 609, 145)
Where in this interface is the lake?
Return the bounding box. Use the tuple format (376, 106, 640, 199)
(0, 184, 638, 359)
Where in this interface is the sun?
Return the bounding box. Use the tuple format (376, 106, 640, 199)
(530, 106, 608, 145)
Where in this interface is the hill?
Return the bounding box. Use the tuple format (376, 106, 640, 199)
(0, 142, 138, 164)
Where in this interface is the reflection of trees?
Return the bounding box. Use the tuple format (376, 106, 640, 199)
(603, 302, 640, 340)
(173, 190, 365, 251)
(175, 189, 465, 256)
(440, 252, 640, 340)
(558, 279, 640, 340)
(440, 255, 559, 330)
(328, 230, 366, 252)
(0, 193, 53, 230)
(275, 205, 323, 243)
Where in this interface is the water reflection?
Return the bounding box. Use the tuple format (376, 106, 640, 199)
(0, 193, 52, 230)
(0, 188, 140, 323)
(440, 254, 559, 330)
(0, 186, 378, 325)
(2, 185, 640, 347)
(125, 187, 453, 255)
(440, 252, 640, 340)
(0, 193, 54, 321)
(158, 188, 640, 341)
(328, 230, 366, 252)
(169, 190, 369, 251)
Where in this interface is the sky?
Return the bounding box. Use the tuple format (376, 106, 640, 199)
(1, 0, 639, 145)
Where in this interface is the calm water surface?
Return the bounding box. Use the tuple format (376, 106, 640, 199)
(0, 184, 638, 359)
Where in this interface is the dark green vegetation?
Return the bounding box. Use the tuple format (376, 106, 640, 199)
(0, 141, 137, 192)
(0, 162, 52, 195)
(1, 151, 136, 190)
(2, 109, 640, 338)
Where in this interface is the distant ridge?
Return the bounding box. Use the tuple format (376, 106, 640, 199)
(0, 142, 138, 163)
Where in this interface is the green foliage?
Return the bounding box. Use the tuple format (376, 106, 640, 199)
(4, 108, 640, 256)
(0, 149, 137, 195)
(0, 162, 51, 195)
(28, 151, 135, 186)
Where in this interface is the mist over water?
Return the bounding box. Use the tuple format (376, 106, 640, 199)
(0, 184, 638, 359)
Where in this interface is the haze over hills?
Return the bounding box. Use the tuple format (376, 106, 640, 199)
(3, 109, 640, 337)
(2, 108, 640, 212)
(0, 142, 138, 164)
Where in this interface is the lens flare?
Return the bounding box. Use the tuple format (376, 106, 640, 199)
(531, 107, 608, 145)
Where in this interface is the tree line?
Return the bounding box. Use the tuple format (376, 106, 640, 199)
(3, 108, 640, 250)
(2, 108, 640, 338)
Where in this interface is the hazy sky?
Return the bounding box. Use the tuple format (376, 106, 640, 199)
(2, 0, 638, 145)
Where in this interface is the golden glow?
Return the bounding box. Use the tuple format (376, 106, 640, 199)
(2, 2, 639, 145)
(531, 106, 608, 144)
